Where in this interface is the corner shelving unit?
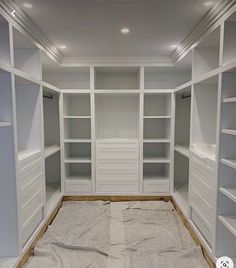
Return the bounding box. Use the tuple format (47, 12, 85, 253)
(63, 93, 92, 193)
(143, 93, 172, 193)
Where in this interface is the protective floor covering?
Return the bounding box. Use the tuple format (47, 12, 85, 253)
(24, 201, 209, 268)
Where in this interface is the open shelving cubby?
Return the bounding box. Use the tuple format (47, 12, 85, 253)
(0, 15, 11, 66)
(94, 67, 140, 90)
(42, 54, 90, 90)
(223, 11, 236, 66)
(15, 76, 43, 161)
(191, 75, 218, 160)
(193, 27, 220, 79)
(0, 69, 20, 256)
(13, 28, 41, 80)
(43, 87, 61, 208)
(95, 94, 139, 140)
(174, 86, 191, 158)
(144, 53, 192, 90)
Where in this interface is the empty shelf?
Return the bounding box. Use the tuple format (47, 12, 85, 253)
(219, 215, 236, 237)
(64, 139, 91, 143)
(46, 183, 60, 204)
(143, 116, 171, 119)
(143, 157, 170, 163)
(143, 139, 171, 143)
(63, 116, 91, 119)
(222, 129, 236, 136)
(66, 175, 91, 181)
(45, 144, 60, 159)
(0, 121, 11, 127)
(175, 184, 189, 204)
(223, 97, 236, 103)
(175, 144, 190, 158)
(221, 159, 236, 170)
(65, 157, 91, 163)
(143, 174, 169, 181)
(220, 187, 236, 204)
(18, 149, 41, 162)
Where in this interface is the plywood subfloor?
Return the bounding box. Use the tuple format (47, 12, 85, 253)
(24, 201, 209, 268)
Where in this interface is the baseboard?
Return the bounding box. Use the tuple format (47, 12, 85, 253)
(63, 195, 171, 202)
(171, 197, 216, 268)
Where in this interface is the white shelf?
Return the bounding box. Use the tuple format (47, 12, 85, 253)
(175, 183, 189, 204)
(65, 157, 91, 163)
(222, 129, 236, 136)
(46, 183, 60, 204)
(143, 116, 171, 119)
(143, 139, 171, 143)
(175, 144, 190, 158)
(143, 157, 170, 163)
(219, 215, 236, 237)
(66, 176, 91, 181)
(64, 139, 91, 143)
(44, 144, 60, 159)
(223, 97, 236, 103)
(18, 149, 41, 162)
(63, 116, 91, 119)
(221, 159, 236, 170)
(220, 187, 236, 204)
(0, 121, 11, 127)
(143, 175, 169, 181)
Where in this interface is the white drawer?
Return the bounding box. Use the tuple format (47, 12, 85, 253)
(192, 209, 213, 246)
(191, 189, 213, 227)
(21, 175, 43, 206)
(96, 140, 139, 150)
(19, 161, 43, 187)
(65, 180, 91, 193)
(22, 208, 43, 246)
(191, 172, 214, 207)
(96, 181, 139, 193)
(191, 162, 215, 188)
(191, 153, 215, 175)
(96, 161, 138, 172)
(143, 180, 169, 193)
(22, 190, 43, 226)
(96, 149, 139, 160)
(96, 170, 138, 181)
(18, 151, 42, 171)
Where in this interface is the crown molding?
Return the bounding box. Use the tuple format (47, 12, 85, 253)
(61, 56, 173, 67)
(0, 0, 63, 63)
(171, 0, 236, 63)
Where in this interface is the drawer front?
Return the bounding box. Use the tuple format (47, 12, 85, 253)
(96, 161, 138, 172)
(192, 209, 213, 246)
(191, 189, 213, 227)
(96, 149, 139, 160)
(191, 162, 215, 188)
(21, 175, 43, 206)
(96, 170, 138, 182)
(19, 152, 42, 171)
(191, 153, 215, 175)
(19, 161, 43, 188)
(191, 174, 213, 207)
(22, 190, 43, 226)
(22, 208, 43, 246)
(96, 140, 139, 150)
(65, 180, 91, 193)
(143, 180, 169, 193)
(96, 181, 139, 193)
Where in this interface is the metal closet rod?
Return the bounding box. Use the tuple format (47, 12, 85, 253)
(181, 93, 191, 99)
(43, 94, 54, 99)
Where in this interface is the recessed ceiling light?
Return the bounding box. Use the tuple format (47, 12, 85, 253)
(171, 44, 179, 49)
(121, 27, 130, 34)
(11, 10, 16, 17)
(59, 45, 67, 50)
(23, 2, 33, 8)
(204, 1, 214, 7)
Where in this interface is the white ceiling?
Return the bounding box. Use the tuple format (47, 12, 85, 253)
(17, 0, 217, 60)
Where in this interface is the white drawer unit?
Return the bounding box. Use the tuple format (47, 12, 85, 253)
(18, 151, 44, 246)
(96, 140, 139, 193)
(190, 150, 216, 247)
(65, 179, 92, 193)
(143, 179, 169, 193)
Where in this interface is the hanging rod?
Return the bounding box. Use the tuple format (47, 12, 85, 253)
(181, 93, 191, 99)
(43, 94, 54, 99)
